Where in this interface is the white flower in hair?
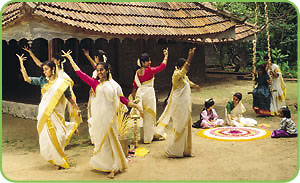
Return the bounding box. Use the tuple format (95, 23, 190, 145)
(137, 58, 141, 67)
(103, 55, 107, 63)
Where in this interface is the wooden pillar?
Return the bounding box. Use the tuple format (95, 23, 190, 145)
(48, 39, 53, 61)
(219, 43, 224, 70)
(190, 43, 206, 79)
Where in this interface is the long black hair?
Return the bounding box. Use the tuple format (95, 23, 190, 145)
(175, 58, 186, 69)
(53, 52, 64, 62)
(52, 52, 65, 69)
(204, 98, 215, 109)
(136, 53, 150, 69)
(233, 92, 242, 101)
(163, 58, 187, 107)
(256, 64, 268, 76)
(95, 50, 107, 62)
(41, 61, 56, 73)
(281, 106, 291, 118)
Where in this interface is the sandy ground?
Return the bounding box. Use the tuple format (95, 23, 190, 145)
(1, 74, 298, 182)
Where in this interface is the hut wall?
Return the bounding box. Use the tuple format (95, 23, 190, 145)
(2, 36, 206, 104)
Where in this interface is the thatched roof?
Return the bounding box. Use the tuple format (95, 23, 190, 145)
(2, 2, 257, 42)
(184, 22, 264, 43)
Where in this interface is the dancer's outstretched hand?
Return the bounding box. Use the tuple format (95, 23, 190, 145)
(82, 48, 89, 56)
(16, 54, 27, 63)
(22, 46, 33, 54)
(188, 47, 196, 57)
(61, 50, 72, 60)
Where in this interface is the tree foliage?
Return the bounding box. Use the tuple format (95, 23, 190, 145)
(215, 2, 297, 77)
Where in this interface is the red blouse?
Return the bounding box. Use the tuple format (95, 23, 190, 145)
(132, 63, 166, 89)
(75, 70, 129, 105)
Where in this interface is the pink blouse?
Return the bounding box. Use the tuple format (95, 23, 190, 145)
(133, 63, 166, 89)
(75, 70, 129, 105)
(201, 109, 219, 122)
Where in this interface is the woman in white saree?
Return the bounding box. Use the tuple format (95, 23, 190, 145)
(23, 46, 81, 143)
(62, 50, 143, 178)
(17, 54, 81, 169)
(82, 49, 108, 120)
(269, 63, 286, 116)
(130, 49, 168, 144)
(157, 48, 199, 157)
(225, 92, 257, 127)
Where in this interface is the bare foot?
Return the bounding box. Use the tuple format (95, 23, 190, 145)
(75, 129, 79, 136)
(56, 166, 64, 170)
(107, 170, 115, 179)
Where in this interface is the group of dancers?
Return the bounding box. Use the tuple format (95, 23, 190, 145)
(17, 46, 197, 178)
(16, 46, 296, 178)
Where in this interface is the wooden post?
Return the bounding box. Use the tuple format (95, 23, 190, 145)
(48, 39, 53, 61)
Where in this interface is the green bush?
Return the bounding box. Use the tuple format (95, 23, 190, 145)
(252, 48, 296, 78)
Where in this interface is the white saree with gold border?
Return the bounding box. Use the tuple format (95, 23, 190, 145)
(88, 70, 98, 121)
(37, 76, 81, 169)
(89, 80, 128, 172)
(225, 101, 257, 127)
(57, 69, 82, 145)
(270, 64, 286, 115)
(134, 73, 156, 143)
(158, 67, 192, 157)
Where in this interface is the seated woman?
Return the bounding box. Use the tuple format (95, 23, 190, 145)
(252, 65, 271, 116)
(225, 92, 257, 127)
(271, 106, 297, 138)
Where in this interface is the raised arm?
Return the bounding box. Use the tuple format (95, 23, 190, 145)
(23, 46, 43, 68)
(62, 50, 99, 90)
(151, 48, 168, 74)
(162, 48, 168, 65)
(182, 48, 200, 90)
(16, 54, 31, 83)
(82, 48, 97, 69)
(62, 50, 80, 71)
(183, 47, 196, 72)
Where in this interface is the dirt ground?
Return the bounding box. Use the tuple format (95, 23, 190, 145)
(1, 74, 298, 182)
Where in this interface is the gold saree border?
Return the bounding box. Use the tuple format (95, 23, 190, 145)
(46, 119, 70, 168)
(37, 79, 69, 135)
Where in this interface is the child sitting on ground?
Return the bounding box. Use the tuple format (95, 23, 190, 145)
(271, 106, 297, 138)
(192, 98, 224, 128)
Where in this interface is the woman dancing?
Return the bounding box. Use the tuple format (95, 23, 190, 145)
(17, 53, 81, 169)
(156, 48, 199, 157)
(62, 50, 143, 178)
(131, 48, 168, 144)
